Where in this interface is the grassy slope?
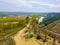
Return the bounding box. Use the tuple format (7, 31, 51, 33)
(0, 17, 28, 45)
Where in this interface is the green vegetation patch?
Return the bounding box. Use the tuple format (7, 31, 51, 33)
(0, 37, 15, 45)
(0, 17, 29, 40)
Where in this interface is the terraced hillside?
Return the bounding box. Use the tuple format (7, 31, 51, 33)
(44, 20, 60, 34)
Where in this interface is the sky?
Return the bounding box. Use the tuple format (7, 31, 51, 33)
(0, 0, 60, 12)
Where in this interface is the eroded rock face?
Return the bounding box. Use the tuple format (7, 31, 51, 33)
(38, 17, 45, 23)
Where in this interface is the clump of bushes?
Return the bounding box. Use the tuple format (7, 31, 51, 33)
(0, 37, 15, 45)
(6, 37, 15, 45)
(28, 33, 34, 38)
(48, 33, 55, 38)
(35, 34, 42, 40)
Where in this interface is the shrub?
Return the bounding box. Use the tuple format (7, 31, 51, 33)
(0, 37, 15, 45)
(35, 34, 42, 40)
(6, 38, 15, 45)
(28, 33, 34, 38)
(48, 33, 54, 38)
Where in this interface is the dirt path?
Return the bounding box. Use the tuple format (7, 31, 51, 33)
(12, 23, 60, 45)
(13, 24, 40, 45)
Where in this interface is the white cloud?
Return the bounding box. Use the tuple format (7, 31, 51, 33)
(0, 0, 33, 7)
(0, 0, 60, 8)
(56, 0, 59, 1)
(28, 1, 60, 8)
(0, 0, 60, 12)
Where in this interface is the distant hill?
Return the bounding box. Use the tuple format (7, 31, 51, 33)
(0, 14, 9, 17)
(0, 12, 47, 18)
(29, 14, 46, 19)
(43, 13, 60, 25)
(0, 12, 47, 15)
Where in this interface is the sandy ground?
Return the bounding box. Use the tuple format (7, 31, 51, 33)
(13, 24, 41, 45)
(12, 24, 60, 45)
